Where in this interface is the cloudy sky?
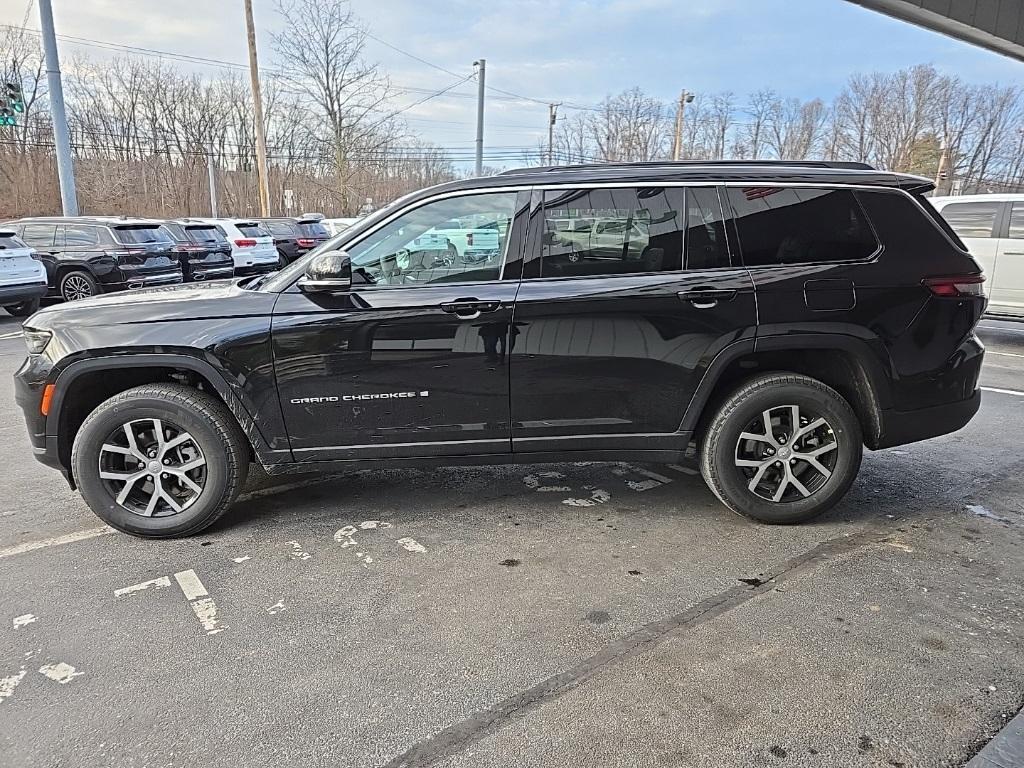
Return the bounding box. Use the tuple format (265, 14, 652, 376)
(1, 0, 1021, 163)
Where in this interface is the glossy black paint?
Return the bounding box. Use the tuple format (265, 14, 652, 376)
(8, 218, 183, 295)
(161, 221, 235, 283)
(12, 163, 986, 485)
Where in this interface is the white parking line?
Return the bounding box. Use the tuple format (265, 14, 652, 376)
(0, 332, 21, 340)
(0, 526, 115, 560)
(982, 386, 1024, 398)
(114, 576, 171, 598)
(173, 569, 208, 601)
(979, 323, 1024, 335)
(987, 350, 1024, 359)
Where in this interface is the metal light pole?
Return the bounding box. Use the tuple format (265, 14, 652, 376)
(672, 89, 695, 162)
(207, 142, 219, 217)
(243, 0, 271, 216)
(38, 0, 78, 215)
(473, 59, 485, 176)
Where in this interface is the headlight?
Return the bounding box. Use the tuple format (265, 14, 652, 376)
(23, 327, 52, 355)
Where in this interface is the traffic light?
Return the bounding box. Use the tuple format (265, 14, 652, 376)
(0, 100, 15, 127)
(4, 82, 24, 113)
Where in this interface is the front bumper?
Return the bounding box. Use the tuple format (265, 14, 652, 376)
(0, 282, 47, 305)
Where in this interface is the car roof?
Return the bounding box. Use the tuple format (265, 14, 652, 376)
(416, 161, 932, 197)
(11, 216, 163, 227)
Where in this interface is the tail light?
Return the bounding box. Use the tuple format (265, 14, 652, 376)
(296, 238, 315, 248)
(173, 244, 206, 253)
(923, 274, 985, 298)
(235, 239, 257, 248)
(466, 233, 474, 246)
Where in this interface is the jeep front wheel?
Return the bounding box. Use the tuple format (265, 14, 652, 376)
(71, 384, 249, 537)
(700, 373, 862, 524)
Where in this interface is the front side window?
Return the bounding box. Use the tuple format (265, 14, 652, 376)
(940, 201, 1000, 239)
(63, 225, 100, 247)
(726, 187, 878, 266)
(346, 192, 518, 286)
(527, 186, 729, 279)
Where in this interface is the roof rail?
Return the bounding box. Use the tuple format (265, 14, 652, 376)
(497, 160, 876, 176)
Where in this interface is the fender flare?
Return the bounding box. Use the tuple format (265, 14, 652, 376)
(47, 353, 282, 466)
(679, 333, 893, 440)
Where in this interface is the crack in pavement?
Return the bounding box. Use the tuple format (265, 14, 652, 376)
(382, 527, 891, 768)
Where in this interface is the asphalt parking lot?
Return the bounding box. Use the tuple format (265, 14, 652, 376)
(1, 316, 1024, 768)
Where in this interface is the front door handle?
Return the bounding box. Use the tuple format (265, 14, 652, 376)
(678, 288, 737, 308)
(440, 298, 502, 319)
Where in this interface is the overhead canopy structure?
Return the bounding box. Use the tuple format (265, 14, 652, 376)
(846, 0, 1024, 61)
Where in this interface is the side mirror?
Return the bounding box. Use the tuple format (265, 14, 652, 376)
(298, 250, 352, 293)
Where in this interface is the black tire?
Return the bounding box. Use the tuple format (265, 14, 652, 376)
(700, 373, 862, 524)
(4, 298, 40, 317)
(59, 270, 98, 302)
(277, 249, 288, 268)
(71, 384, 250, 538)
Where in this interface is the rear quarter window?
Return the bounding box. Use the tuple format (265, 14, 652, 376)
(726, 187, 878, 266)
(115, 226, 172, 244)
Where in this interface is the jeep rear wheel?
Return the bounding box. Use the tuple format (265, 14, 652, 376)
(72, 384, 249, 537)
(700, 373, 862, 524)
(59, 270, 97, 302)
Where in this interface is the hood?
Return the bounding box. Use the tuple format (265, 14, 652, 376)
(28, 279, 279, 329)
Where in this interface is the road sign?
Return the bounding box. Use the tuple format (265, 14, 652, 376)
(283, 188, 294, 211)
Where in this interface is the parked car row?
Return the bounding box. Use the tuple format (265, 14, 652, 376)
(0, 214, 340, 314)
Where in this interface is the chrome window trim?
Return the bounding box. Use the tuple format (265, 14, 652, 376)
(281, 178, 965, 289)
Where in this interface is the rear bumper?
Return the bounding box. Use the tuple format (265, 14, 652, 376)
(106, 272, 183, 291)
(186, 265, 235, 282)
(235, 263, 278, 276)
(875, 388, 981, 449)
(0, 282, 47, 305)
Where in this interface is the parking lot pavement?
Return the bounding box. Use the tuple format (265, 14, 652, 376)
(1, 315, 1023, 768)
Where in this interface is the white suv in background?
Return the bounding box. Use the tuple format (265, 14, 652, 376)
(187, 218, 279, 275)
(931, 194, 1024, 318)
(0, 227, 47, 317)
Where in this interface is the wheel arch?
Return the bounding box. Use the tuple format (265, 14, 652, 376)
(48, 354, 280, 475)
(681, 333, 893, 449)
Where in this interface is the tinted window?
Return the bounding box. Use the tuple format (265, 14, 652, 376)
(237, 223, 270, 238)
(0, 233, 27, 250)
(115, 226, 171, 244)
(297, 221, 329, 237)
(22, 224, 56, 248)
(940, 201, 1000, 239)
(346, 191, 517, 285)
(185, 226, 227, 245)
(162, 222, 186, 241)
(531, 187, 728, 279)
(62, 225, 99, 247)
(267, 221, 297, 237)
(1008, 203, 1024, 240)
(726, 187, 878, 266)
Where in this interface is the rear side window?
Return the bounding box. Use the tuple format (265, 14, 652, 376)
(185, 226, 227, 245)
(1007, 203, 1024, 240)
(237, 223, 270, 238)
(726, 187, 878, 266)
(298, 221, 328, 237)
(115, 226, 171, 245)
(21, 224, 56, 248)
(939, 201, 1000, 239)
(0, 233, 27, 249)
(63, 224, 100, 247)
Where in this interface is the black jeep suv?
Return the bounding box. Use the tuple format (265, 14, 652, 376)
(14, 161, 985, 538)
(6, 217, 184, 302)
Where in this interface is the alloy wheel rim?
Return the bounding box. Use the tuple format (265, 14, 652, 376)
(98, 418, 207, 517)
(734, 404, 838, 503)
(63, 275, 93, 300)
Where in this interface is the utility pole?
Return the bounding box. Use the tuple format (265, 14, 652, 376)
(473, 58, 485, 176)
(547, 103, 559, 165)
(934, 143, 950, 196)
(243, 0, 271, 216)
(207, 142, 219, 217)
(672, 89, 695, 162)
(38, 0, 78, 215)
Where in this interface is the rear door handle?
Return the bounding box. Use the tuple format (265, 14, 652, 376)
(678, 288, 737, 307)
